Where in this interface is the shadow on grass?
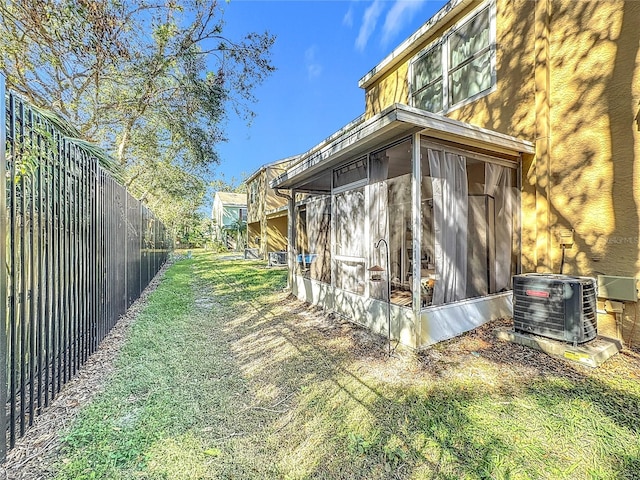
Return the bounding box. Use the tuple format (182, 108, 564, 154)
(57, 253, 638, 480)
(195, 255, 637, 479)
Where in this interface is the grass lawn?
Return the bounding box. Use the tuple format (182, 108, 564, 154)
(55, 251, 640, 479)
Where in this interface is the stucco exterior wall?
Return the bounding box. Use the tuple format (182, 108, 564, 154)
(265, 167, 289, 213)
(363, 0, 537, 142)
(246, 164, 291, 258)
(546, 0, 640, 347)
(247, 221, 260, 249)
(363, 0, 539, 269)
(267, 215, 288, 253)
(364, 63, 410, 120)
(363, 4, 461, 118)
(247, 172, 265, 225)
(361, 0, 640, 275)
(546, 0, 640, 280)
(444, 0, 536, 139)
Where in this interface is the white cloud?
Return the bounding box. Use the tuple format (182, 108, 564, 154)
(381, 0, 427, 47)
(355, 0, 384, 52)
(304, 45, 322, 79)
(343, 5, 354, 27)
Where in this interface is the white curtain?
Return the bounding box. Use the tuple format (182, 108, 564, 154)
(369, 154, 389, 300)
(307, 196, 331, 283)
(484, 163, 514, 292)
(429, 149, 468, 305)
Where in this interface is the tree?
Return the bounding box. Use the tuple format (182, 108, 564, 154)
(210, 172, 249, 194)
(0, 0, 275, 228)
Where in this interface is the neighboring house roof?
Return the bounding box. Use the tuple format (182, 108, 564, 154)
(215, 192, 247, 206)
(245, 155, 300, 184)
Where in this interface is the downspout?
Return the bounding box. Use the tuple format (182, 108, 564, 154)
(275, 188, 295, 290)
(0, 74, 8, 461)
(274, 187, 292, 202)
(534, 0, 552, 272)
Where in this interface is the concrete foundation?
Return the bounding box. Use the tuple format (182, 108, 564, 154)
(494, 328, 622, 367)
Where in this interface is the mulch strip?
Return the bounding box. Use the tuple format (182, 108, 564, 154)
(0, 261, 172, 480)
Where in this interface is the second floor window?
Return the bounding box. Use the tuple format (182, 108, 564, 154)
(449, 7, 492, 105)
(412, 45, 443, 113)
(411, 4, 494, 113)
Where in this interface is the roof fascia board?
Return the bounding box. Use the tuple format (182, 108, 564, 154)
(395, 105, 535, 155)
(271, 107, 398, 188)
(246, 155, 300, 184)
(272, 104, 534, 189)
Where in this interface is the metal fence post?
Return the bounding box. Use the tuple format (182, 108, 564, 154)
(0, 74, 8, 460)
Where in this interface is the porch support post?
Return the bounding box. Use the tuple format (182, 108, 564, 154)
(0, 74, 7, 460)
(287, 189, 296, 290)
(411, 133, 422, 347)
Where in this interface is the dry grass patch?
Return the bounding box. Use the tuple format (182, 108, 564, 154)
(6, 251, 638, 480)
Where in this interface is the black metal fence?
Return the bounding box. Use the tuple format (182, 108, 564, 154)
(0, 77, 171, 459)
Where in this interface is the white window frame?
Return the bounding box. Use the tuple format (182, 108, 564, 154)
(409, 1, 496, 114)
(410, 42, 444, 113)
(249, 182, 257, 204)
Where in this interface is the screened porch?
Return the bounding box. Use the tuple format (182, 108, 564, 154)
(273, 104, 534, 348)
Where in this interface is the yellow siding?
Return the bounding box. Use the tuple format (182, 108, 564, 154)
(363, 0, 640, 282)
(364, 0, 538, 137)
(246, 165, 291, 258)
(266, 168, 289, 213)
(247, 172, 265, 225)
(267, 216, 288, 253)
(364, 62, 410, 119)
(547, 0, 640, 281)
(247, 222, 261, 249)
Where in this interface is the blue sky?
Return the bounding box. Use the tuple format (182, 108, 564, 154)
(214, 0, 447, 184)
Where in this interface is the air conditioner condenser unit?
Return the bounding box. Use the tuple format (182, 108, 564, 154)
(513, 274, 597, 344)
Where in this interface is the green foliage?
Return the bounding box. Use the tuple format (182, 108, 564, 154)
(209, 172, 249, 195)
(55, 253, 287, 479)
(347, 432, 375, 456)
(1, 0, 275, 235)
(175, 216, 214, 248)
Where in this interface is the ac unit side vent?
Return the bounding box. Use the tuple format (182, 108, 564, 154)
(513, 274, 597, 344)
(268, 251, 288, 266)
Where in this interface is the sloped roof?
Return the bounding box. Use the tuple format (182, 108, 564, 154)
(245, 155, 300, 184)
(215, 191, 246, 206)
(271, 103, 534, 191)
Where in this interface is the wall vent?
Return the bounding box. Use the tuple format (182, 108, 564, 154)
(513, 274, 597, 344)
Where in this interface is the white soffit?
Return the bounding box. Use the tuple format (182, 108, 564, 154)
(271, 104, 534, 189)
(400, 105, 535, 156)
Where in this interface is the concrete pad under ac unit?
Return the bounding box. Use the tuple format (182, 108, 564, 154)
(494, 328, 622, 368)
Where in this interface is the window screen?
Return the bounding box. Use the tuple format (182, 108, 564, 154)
(412, 46, 443, 113)
(333, 157, 367, 189)
(410, 5, 493, 112)
(448, 8, 492, 105)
